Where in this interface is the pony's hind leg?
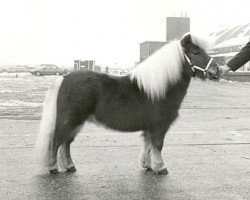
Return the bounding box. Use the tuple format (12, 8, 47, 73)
(55, 118, 83, 173)
(57, 125, 82, 172)
(58, 138, 76, 172)
(46, 125, 78, 174)
(47, 136, 60, 174)
(141, 129, 168, 174)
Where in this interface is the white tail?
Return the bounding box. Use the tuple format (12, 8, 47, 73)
(34, 76, 64, 171)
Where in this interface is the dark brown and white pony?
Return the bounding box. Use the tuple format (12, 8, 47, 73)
(35, 33, 221, 174)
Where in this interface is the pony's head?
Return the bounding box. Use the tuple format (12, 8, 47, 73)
(130, 33, 221, 100)
(180, 33, 221, 80)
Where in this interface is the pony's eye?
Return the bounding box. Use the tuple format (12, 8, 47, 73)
(193, 51, 200, 55)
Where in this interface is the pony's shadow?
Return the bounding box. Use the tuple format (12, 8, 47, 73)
(138, 170, 186, 200)
(32, 172, 84, 200)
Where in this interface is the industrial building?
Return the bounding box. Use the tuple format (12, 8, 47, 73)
(74, 60, 101, 72)
(139, 16, 190, 62)
(166, 17, 190, 41)
(139, 41, 168, 62)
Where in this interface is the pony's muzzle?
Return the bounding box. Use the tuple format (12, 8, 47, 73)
(207, 61, 221, 80)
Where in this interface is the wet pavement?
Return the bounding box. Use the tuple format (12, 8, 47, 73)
(0, 79, 250, 199)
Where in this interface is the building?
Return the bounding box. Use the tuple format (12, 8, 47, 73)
(210, 23, 250, 71)
(74, 60, 99, 71)
(166, 17, 190, 41)
(139, 41, 168, 62)
(139, 16, 190, 63)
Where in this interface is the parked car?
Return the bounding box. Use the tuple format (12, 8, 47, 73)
(30, 64, 68, 76)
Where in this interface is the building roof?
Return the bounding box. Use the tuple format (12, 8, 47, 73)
(210, 23, 250, 49)
(140, 41, 168, 45)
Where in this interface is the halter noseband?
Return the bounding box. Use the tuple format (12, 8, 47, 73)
(184, 54, 214, 77)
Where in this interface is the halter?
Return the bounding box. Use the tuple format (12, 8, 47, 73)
(184, 54, 214, 77)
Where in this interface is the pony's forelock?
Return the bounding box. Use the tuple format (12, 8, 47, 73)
(191, 34, 214, 50)
(130, 41, 184, 100)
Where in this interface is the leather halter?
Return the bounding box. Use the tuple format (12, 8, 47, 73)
(184, 54, 214, 77)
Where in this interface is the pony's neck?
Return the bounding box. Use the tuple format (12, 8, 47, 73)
(175, 73, 191, 92)
(163, 71, 191, 102)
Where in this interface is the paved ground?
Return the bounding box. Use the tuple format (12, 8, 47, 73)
(0, 79, 250, 200)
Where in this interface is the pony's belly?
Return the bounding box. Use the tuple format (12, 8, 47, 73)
(87, 115, 147, 132)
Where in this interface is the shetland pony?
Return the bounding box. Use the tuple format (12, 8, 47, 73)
(35, 33, 221, 174)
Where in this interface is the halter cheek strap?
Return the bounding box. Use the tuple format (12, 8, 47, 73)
(184, 54, 195, 72)
(184, 54, 214, 77)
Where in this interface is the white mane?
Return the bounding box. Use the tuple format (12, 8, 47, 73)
(130, 40, 184, 100)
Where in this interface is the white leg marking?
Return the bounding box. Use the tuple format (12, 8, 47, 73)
(150, 147, 168, 174)
(57, 143, 75, 171)
(140, 139, 151, 169)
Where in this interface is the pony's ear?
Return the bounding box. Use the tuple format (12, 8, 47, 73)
(181, 33, 192, 49)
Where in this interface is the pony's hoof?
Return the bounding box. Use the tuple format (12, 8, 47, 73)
(67, 166, 76, 172)
(49, 169, 59, 174)
(141, 161, 151, 170)
(157, 167, 169, 174)
(152, 163, 169, 175)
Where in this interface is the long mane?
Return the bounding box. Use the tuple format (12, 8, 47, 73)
(130, 34, 213, 101)
(130, 40, 184, 100)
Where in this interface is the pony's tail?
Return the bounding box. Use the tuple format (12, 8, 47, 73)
(34, 76, 64, 172)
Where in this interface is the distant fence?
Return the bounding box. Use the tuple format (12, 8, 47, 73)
(222, 72, 250, 82)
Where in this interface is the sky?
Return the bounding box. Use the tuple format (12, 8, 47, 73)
(0, 0, 249, 68)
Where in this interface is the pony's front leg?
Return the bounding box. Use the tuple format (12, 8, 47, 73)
(150, 145, 168, 174)
(141, 130, 168, 174)
(140, 131, 151, 170)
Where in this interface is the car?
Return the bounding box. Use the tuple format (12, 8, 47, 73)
(30, 64, 69, 76)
